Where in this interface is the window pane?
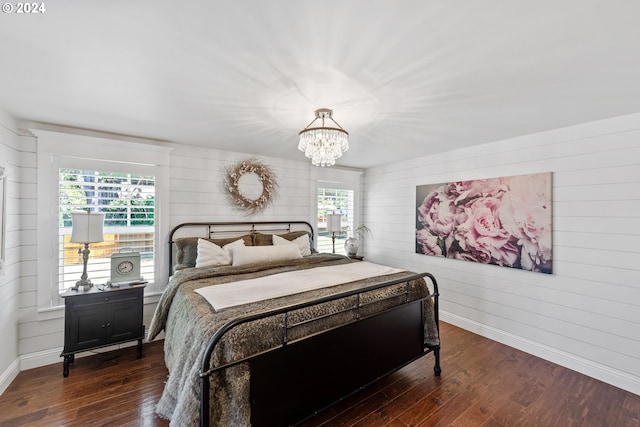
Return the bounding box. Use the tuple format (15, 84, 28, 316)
(317, 187, 354, 255)
(59, 169, 155, 292)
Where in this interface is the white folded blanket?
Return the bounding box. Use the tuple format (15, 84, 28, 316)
(195, 261, 403, 310)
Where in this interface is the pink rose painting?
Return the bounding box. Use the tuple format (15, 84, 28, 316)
(416, 172, 552, 274)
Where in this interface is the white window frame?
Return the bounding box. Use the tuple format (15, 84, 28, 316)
(316, 186, 355, 255)
(310, 167, 363, 254)
(35, 129, 171, 312)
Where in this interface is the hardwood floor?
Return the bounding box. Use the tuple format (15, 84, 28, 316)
(1, 322, 638, 426)
(0, 340, 169, 427)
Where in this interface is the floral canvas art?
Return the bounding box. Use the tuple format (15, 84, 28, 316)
(416, 172, 552, 274)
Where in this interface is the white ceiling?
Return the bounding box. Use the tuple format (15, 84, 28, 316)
(1, 1, 639, 168)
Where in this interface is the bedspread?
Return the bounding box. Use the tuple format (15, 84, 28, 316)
(148, 253, 439, 426)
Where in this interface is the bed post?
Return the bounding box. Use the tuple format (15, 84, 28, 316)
(424, 272, 441, 376)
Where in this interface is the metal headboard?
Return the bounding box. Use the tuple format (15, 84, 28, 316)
(168, 221, 315, 277)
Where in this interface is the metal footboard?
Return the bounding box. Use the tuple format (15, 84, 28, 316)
(199, 272, 440, 427)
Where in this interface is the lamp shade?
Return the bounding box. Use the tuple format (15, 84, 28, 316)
(327, 214, 342, 233)
(70, 211, 105, 243)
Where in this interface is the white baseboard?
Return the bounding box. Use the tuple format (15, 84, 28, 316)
(19, 340, 141, 373)
(441, 311, 640, 397)
(0, 358, 19, 396)
(1, 339, 160, 396)
(19, 347, 62, 372)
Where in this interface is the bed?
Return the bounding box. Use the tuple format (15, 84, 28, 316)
(148, 221, 440, 427)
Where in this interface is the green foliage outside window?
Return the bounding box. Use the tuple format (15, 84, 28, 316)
(59, 169, 155, 227)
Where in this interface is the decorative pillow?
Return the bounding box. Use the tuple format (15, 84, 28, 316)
(253, 231, 311, 246)
(195, 238, 245, 268)
(231, 244, 302, 266)
(175, 235, 253, 269)
(272, 233, 311, 256)
(252, 233, 274, 246)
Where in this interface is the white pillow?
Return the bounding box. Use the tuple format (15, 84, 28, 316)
(231, 244, 302, 266)
(272, 233, 311, 256)
(195, 238, 245, 268)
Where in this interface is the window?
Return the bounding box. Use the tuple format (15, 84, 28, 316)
(58, 169, 155, 292)
(35, 129, 170, 311)
(316, 187, 354, 255)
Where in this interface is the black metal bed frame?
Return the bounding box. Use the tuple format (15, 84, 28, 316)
(167, 221, 440, 427)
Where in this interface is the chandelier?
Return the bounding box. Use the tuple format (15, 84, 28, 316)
(298, 108, 349, 167)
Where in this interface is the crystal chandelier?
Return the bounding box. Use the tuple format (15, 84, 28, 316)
(298, 108, 349, 167)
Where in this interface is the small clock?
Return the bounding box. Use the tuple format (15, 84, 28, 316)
(110, 251, 141, 284)
(117, 260, 134, 274)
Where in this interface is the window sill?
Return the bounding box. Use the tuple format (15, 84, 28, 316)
(36, 305, 65, 321)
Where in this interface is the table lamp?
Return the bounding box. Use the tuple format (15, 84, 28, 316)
(326, 214, 342, 254)
(70, 210, 105, 291)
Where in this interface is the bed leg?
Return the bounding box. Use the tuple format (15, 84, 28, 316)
(433, 347, 441, 376)
(201, 376, 210, 427)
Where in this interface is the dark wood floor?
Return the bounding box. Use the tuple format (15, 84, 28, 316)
(1, 322, 639, 426)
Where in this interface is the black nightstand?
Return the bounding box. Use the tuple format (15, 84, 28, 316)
(60, 284, 146, 377)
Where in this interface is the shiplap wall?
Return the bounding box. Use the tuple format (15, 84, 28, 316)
(169, 144, 315, 227)
(168, 144, 366, 245)
(0, 111, 22, 394)
(362, 113, 640, 395)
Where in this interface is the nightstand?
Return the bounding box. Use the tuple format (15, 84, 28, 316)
(348, 255, 364, 261)
(60, 284, 146, 377)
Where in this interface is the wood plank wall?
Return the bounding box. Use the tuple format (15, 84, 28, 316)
(362, 113, 640, 395)
(168, 145, 314, 226)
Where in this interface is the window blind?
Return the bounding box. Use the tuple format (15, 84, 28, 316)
(58, 169, 155, 292)
(317, 187, 354, 255)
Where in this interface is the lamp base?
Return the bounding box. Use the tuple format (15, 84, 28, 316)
(71, 243, 94, 291)
(72, 278, 93, 292)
